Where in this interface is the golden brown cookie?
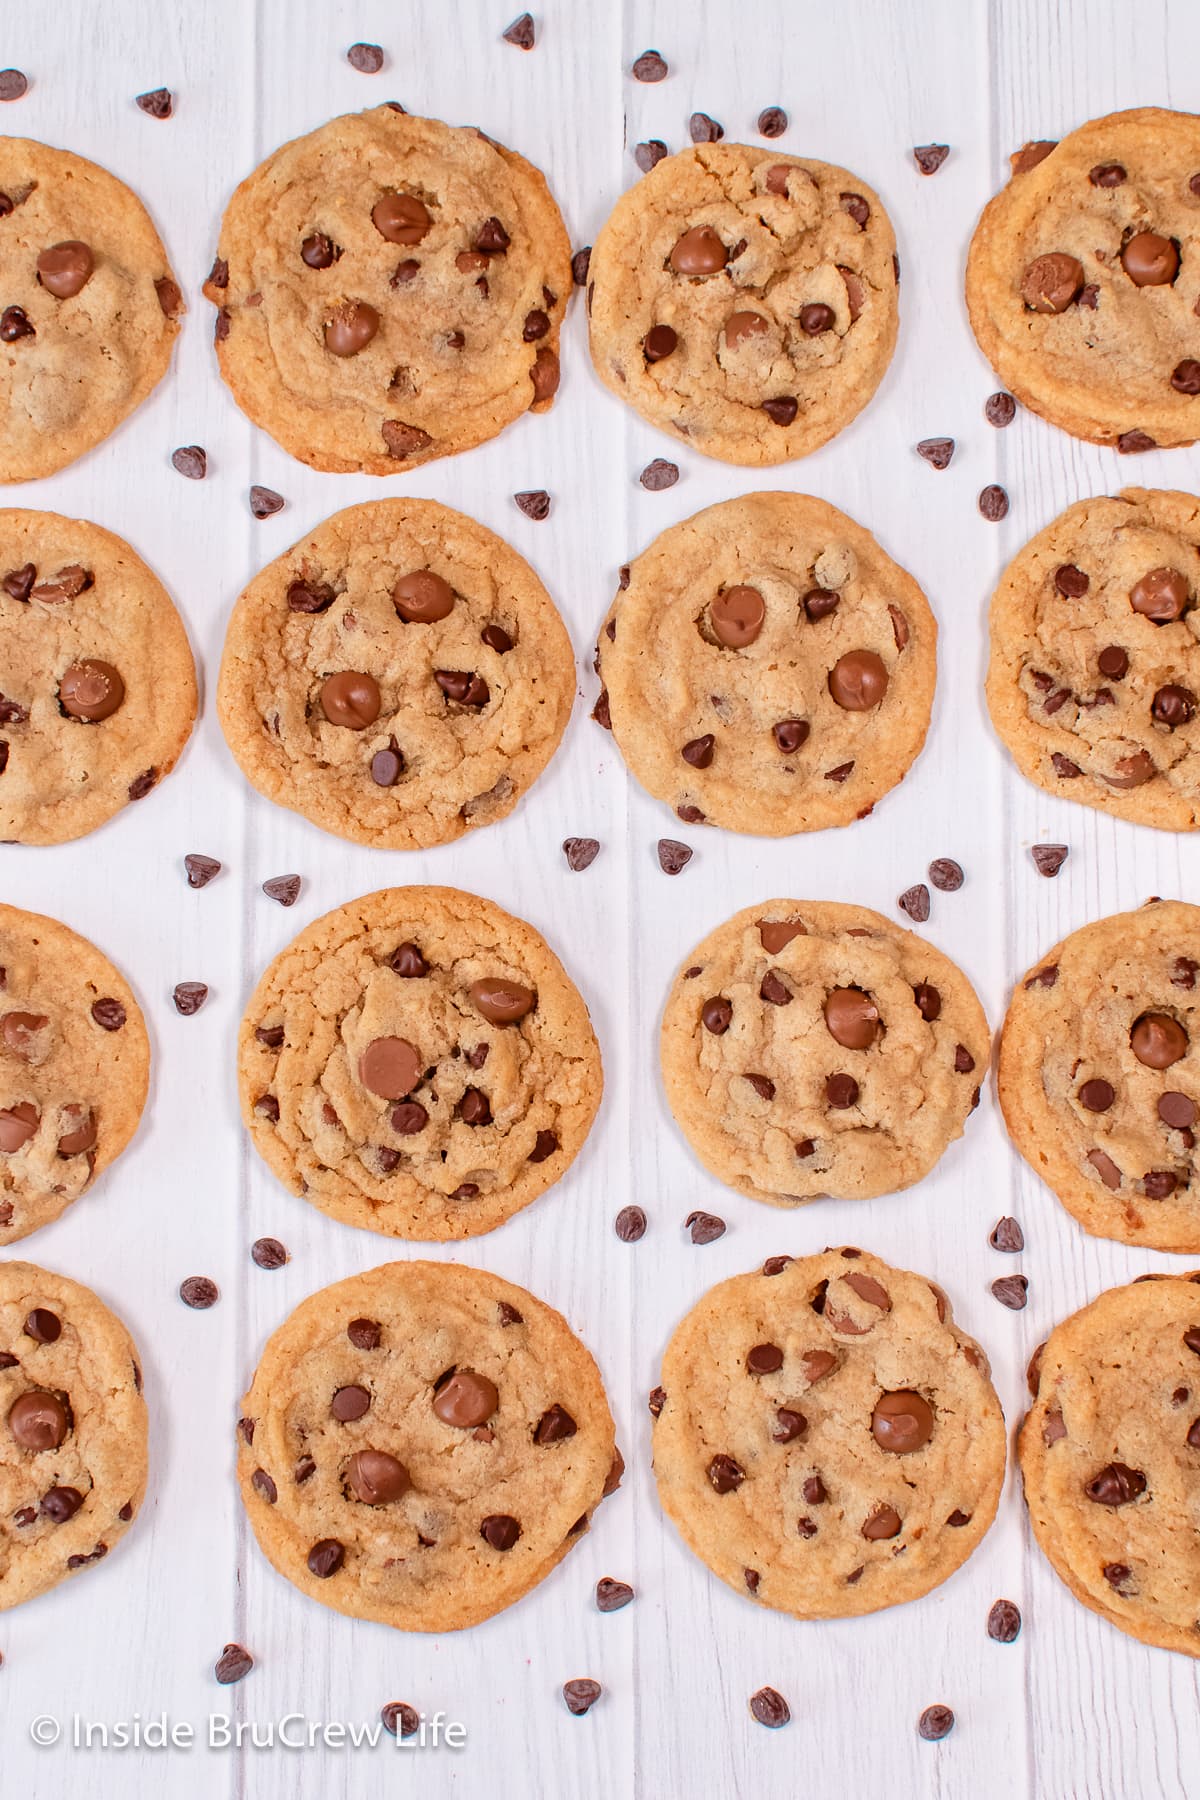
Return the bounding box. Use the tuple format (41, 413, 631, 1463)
(587, 144, 898, 464)
(203, 107, 570, 473)
(0, 510, 197, 844)
(987, 489, 1200, 830)
(239, 887, 602, 1240)
(661, 900, 988, 1205)
(653, 1249, 1005, 1618)
(0, 905, 149, 1246)
(0, 137, 182, 481)
(0, 1261, 148, 1609)
(237, 1260, 618, 1631)
(966, 108, 1200, 449)
(217, 499, 574, 849)
(598, 492, 935, 834)
(1021, 1272, 1200, 1656)
(1000, 899, 1200, 1251)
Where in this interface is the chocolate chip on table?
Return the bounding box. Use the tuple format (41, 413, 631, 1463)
(917, 437, 954, 469)
(514, 489, 551, 520)
(929, 858, 964, 892)
(985, 390, 1017, 427)
(173, 982, 208, 1016)
(502, 12, 535, 48)
(262, 874, 301, 906)
(249, 486, 285, 519)
(346, 42, 384, 72)
(979, 484, 1009, 521)
(757, 107, 788, 138)
(640, 458, 679, 491)
(689, 112, 724, 143)
(632, 49, 668, 81)
(913, 143, 950, 174)
(990, 1216, 1024, 1253)
(562, 1679, 601, 1717)
(563, 837, 600, 872)
(918, 1705, 955, 1741)
(171, 445, 207, 479)
(1031, 843, 1069, 878)
(0, 71, 29, 101)
(991, 1275, 1029, 1310)
(179, 1276, 219, 1310)
(685, 1209, 725, 1245)
(615, 1205, 647, 1242)
(185, 853, 221, 889)
(571, 247, 591, 285)
(251, 1237, 288, 1270)
(381, 1702, 419, 1739)
(596, 1577, 634, 1612)
(135, 88, 172, 119)
(214, 1644, 253, 1685)
(899, 884, 931, 923)
(987, 1599, 1022, 1643)
(634, 140, 669, 174)
(658, 838, 692, 875)
(749, 1687, 791, 1728)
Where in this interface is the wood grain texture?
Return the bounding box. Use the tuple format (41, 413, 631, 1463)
(0, 1, 1197, 1796)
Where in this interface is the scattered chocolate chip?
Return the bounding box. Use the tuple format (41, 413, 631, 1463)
(615, 1205, 646, 1242)
(689, 111, 724, 143)
(918, 1705, 955, 1742)
(1031, 844, 1068, 877)
(0, 71, 29, 102)
(173, 981, 208, 1016)
(249, 486, 284, 520)
(346, 42, 384, 72)
(990, 1217, 1024, 1253)
(571, 247, 591, 285)
(514, 489, 551, 520)
(596, 1577, 634, 1612)
(686, 1210, 725, 1245)
(634, 140, 669, 174)
(502, 12, 535, 49)
(562, 1678, 601, 1716)
(632, 49, 668, 81)
(135, 88, 172, 119)
(251, 1237, 288, 1270)
(748, 1687, 790, 1728)
(381, 1702, 419, 1739)
(640, 458, 679, 491)
(991, 1275, 1028, 1310)
(917, 437, 954, 470)
(171, 445, 207, 480)
(979, 484, 1009, 521)
(263, 874, 301, 907)
(214, 1644, 253, 1685)
(914, 143, 950, 175)
(179, 1276, 219, 1310)
(899, 884, 930, 923)
(185, 853, 221, 889)
(757, 106, 788, 138)
(985, 391, 1017, 427)
(928, 858, 964, 892)
(658, 838, 692, 875)
(563, 836, 600, 872)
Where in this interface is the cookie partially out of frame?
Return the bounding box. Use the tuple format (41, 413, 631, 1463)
(588, 144, 898, 463)
(966, 107, 1200, 449)
(204, 107, 570, 473)
(653, 1249, 1005, 1618)
(238, 1260, 618, 1631)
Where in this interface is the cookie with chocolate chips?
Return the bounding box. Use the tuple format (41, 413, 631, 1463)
(0, 1260, 148, 1608)
(0, 905, 149, 1245)
(0, 511, 196, 844)
(967, 107, 1200, 449)
(217, 499, 573, 848)
(598, 493, 935, 834)
(204, 107, 570, 473)
(587, 144, 898, 463)
(238, 887, 601, 1239)
(988, 489, 1200, 829)
(653, 1249, 1005, 1617)
(0, 137, 182, 481)
(1000, 900, 1200, 1250)
(1021, 1271, 1200, 1655)
(661, 900, 988, 1204)
(237, 1259, 617, 1630)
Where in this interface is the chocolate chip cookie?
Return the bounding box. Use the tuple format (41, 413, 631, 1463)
(966, 108, 1200, 449)
(587, 145, 898, 464)
(217, 499, 573, 848)
(0, 905, 149, 1246)
(988, 489, 1200, 829)
(0, 510, 197, 844)
(1, 1260, 148, 1609)
(661, 900, 988, 1204)
(653, 1249, 1005, 1617)
(1021, 1271, 1200, 1655)
(239, 887, 602, 1239)
(237, 1259, 618, 1631)
(598, 493, 935, 834)
(203, 107, 570, 473)
(1000, 899, 1200, 1251)
(0, 138, 182, 482)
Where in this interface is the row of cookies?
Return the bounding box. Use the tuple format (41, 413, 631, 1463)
(4, 890, 1197, 1254)
(7, 482, 1199, 850)
(6, 1251, 1195, 1666)
(6, 104, 1197, 483)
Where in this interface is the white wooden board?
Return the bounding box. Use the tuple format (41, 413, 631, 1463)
(2, 1, 1199, 1795)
